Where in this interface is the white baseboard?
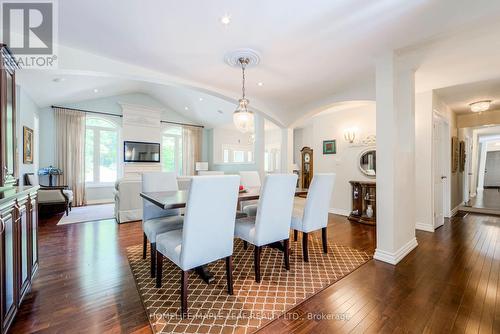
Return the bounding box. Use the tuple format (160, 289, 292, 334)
(86, 199, 114, 205)
(373, 237, 418, 265)
(415, 222, 434, 232)
(450, 204, 461, 217)
(329, 208, 350, 216)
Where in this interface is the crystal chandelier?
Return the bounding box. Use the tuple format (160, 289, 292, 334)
(233, 57, 254, 133)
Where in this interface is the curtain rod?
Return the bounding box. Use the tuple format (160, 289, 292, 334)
(51, 105, 204, 128)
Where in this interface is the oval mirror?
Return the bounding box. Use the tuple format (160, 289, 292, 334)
(359, 148, 376, 177)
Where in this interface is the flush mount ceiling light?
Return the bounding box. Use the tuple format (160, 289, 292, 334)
(220, 14, 231, 25)
(93, 88, 99, 93)
(226, 49, 261, 133)
(469, 100, 491, 112)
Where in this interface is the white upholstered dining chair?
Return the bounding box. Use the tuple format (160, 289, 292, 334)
(291, 173, 336, 261)
(234, 174, 297, 282)
(239, 171, 261, 217)
(155, 175, 240, 317)
(142, 172, 183, 278)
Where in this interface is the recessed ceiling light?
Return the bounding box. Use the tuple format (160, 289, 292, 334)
(52, 77, 66, 83)
(220, 14, 231, 25)
(184, 106, 189, 110)
(93, 88, 99, 93)
(199, 97, 203, 101)
(470, 100, 491, 112)
(257, 82, 263, 87)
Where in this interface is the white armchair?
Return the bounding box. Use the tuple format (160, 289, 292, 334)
(291, 173, 336, 261)
(234, 174, 297, 282)
(142, 172, 184, 278)
(155, 175, 240, 317)
(114, 178, 142, 223)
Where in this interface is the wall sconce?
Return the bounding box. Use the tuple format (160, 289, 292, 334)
(343, 128, 357, 143)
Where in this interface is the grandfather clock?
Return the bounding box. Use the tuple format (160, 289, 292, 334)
(300, 147, 313, 189)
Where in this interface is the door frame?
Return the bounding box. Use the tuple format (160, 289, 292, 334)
(432, 113, 451, 225)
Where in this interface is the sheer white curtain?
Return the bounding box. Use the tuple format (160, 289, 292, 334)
(54, 108, 86, 206)
(182, 126, 202, 176)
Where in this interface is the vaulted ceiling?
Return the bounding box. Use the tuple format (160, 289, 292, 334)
(16, 0, 500, 126)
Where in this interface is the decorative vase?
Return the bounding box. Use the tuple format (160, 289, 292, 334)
(366, 205, 373, 218)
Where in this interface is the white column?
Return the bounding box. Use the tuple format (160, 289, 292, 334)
(374, 52, 418, 265)
(281, 128, 294, 172)
(254, 113, 266, 178)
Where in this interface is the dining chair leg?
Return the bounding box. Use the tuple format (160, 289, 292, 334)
(322, 227, 328, 254)
(243, 241, 248, 250)
(225, 256, 234, 295)
(302, 232, 309, 262)
(181, 270, 189, 318)
(254, 246, 261, 283)
(284, 239, 290, 270)
(150, 242, 156, 278)
(142, 233, 147, 259)
(155, 251, 163, 288)
(294, 230, 298, 241)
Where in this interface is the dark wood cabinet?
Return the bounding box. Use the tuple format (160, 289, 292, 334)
(348, 181, 376, 225)
(0, 188, 38, 334)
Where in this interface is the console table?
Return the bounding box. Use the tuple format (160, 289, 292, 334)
(348, 181, 376, 225)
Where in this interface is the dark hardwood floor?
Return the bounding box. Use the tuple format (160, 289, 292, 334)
(9, 211, 500, 333)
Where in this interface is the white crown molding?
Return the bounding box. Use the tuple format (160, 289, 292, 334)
(373, 237, 418, 265)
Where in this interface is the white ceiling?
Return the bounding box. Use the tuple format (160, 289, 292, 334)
(434, 79, 500, 114)
(16, 0, 500, 125)
(16, 71, 237, 127)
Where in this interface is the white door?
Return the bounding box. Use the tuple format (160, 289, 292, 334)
(484, 151, 500, 187)
(433, 118, 447, 229)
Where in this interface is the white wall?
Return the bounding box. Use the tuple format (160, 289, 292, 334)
(415, 91, 434, 231)
(415, 91, 461, 231)
(212, 126, 254, 164)
(293, 103, 376, 215)
(16, 86, 40, 185)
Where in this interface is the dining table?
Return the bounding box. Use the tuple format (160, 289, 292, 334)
(140, 186, 308, 284)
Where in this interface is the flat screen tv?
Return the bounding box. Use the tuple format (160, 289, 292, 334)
(124, 141, 160, 163)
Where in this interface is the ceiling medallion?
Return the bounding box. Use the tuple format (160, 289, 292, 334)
(226, 49, 260, 133)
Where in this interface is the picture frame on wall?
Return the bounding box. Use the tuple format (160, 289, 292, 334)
(459, 140, 466, 172)
(323, 140, 336, 154)
(451, 136, 458, 173)
(23, 126, 34, 164)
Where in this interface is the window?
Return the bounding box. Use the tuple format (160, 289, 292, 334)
(85, 117, 119, 184)
(162, 126, 183, 175)
(233, 150, 245, 163)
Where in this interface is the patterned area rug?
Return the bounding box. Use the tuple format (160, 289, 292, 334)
(127, 236, 371, 334)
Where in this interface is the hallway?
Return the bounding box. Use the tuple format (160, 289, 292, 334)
(463, 189, 500, 215)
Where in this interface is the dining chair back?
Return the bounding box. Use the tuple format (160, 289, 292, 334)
(254, 174, 298, 246)
(302, 173, 336, 232)
(142, 172, 179, 220)
(239, 171, 261, 188)
(180, 175, 240, 270)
